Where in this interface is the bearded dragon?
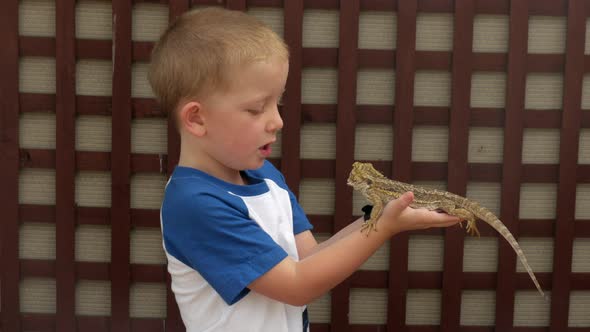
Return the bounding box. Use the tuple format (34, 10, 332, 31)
(347, 161, 546, 300)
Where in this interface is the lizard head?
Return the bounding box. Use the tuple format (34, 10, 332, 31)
(347, 162, 386, 191)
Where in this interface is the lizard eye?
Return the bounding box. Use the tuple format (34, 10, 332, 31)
(366, 179, 373, 185)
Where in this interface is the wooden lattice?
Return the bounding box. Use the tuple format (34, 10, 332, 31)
(1, 0, 590, 331)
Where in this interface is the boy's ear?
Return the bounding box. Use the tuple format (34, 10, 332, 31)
(178, 101, 206, 137)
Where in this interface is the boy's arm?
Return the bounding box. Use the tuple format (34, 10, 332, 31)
(295, 217, 365, 260)
(249, 192, 460, 306)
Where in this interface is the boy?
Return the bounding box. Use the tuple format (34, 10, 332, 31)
(149, 7, 460, 332)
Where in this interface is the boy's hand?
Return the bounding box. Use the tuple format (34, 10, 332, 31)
(379, 192, 461, 235)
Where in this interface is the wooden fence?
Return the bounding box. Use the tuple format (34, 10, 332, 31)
(1, 0, 590, 331)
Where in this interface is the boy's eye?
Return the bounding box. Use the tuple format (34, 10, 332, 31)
(247, 109, 263, 115)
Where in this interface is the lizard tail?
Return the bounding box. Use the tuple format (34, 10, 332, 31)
(471, 205, 547, 301)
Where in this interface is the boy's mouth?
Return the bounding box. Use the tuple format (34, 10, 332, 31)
(259, 143, 272, 157)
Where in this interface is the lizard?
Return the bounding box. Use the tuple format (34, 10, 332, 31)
(347, 161, 547, 300)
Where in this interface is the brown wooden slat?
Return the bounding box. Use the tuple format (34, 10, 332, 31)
(111, 0, 133, 331)
(225, 0, 246, 10)
(550, 1, 586, 331)
(77, 39, 112, 59)
(389, 1, 417, 331)
(528, 0, 568, 16)
(18, 203, 590, 238)
(496, 1, 528, 330)
(441, 2, 474, 331)
(19, 36, 55, 56)
(77, 316, 111, 332)
(55, 0, 77, 330)
(18, 148, 573, 185)
(330, 2, 360, 331)
(0, 0, 21, 331)
(281, 0, 304, 196)
(21, 314, 54, 332)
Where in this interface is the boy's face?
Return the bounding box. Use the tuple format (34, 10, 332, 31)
(197, 56, 288, 178)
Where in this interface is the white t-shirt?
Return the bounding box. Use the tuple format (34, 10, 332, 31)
(161, 161, 313, 331)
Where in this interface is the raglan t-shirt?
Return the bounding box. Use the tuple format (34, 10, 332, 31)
(160, 161, 313, 332)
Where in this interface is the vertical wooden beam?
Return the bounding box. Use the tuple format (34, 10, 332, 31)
(111, 1, 133, 331)
(389, 0, 417, 330)
(281, 0, 304, 195)
(496, 1, 528, 330)
(0, 0, 21, 331)
(331, 1, 359, 331)
(55, 0, 77, 331)
(164, 2, 190, 330)
(550, 0, 585, 330)
(441, 0, 474, 330)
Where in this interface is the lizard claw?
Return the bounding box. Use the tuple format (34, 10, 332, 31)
(361, 220, 377, 236)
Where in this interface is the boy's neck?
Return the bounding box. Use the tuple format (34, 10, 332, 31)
(178, 152, 247, 186)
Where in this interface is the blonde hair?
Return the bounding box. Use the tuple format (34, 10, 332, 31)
(148, 7, 289, 120)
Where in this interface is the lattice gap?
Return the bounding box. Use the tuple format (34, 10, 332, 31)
(513, 291, 551, 327)
(129, 282, 167, 318)
(20, 278, 56, 314)
(75, 225, 111, 262)
(354, 124, 394, 161)
(19, 0, 56, 37)
(576, 184, 590, 220)
(358, 11, 396, 50)
(131, 118, 168, 154)
(415, 13, 453, 52)
(77, 115, 112, 152)
(76, 0, 112, 40)
(247, 7, 284, 38)
(360, 241, 390, 271)
(20, 112, 56, 149)
(519, 183, 558, 219)
(130, 227, 167, 265)
(76, 280, 111, 316)
(406, 289, 441, 325)
(302, 9, 339, 48)
(468, 127, 504, 164)
(301, 68, 338, 104)
(516, 238, 554, 273)
(528, 16, 567, 54)
(19, 57, 56, 94)
(357, 69, 395, 105)
(77, 60, 113, 97)
(299, 179, 335, 215)
(408, 235, 444, 271)
(460, 290, 496, 326)
(572, 238, 590, 273)
(350, 288, 388, 325)
(472, 14, 509, 53)
(412, 126, 449, 162)
(308, 292, 331, 323)
(19, 222, 56, 260)
(132, 3, 169, 42)
(300, 123, 336, 160)
(470, 72, 507, 108)
(19, 168, 56, 205)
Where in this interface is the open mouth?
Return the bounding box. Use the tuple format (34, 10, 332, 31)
(259, 143, 272, 156)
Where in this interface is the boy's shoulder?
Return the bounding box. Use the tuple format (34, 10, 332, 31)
(165, 160, 286, 203)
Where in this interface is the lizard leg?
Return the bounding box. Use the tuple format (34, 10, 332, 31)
(361, 195, 384, 235)
(444, 207, 480, 237)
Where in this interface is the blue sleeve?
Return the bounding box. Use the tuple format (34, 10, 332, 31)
(161, 189, 288, 305)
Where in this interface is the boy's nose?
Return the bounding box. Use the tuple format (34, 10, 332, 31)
(266, 107, 283, 132)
